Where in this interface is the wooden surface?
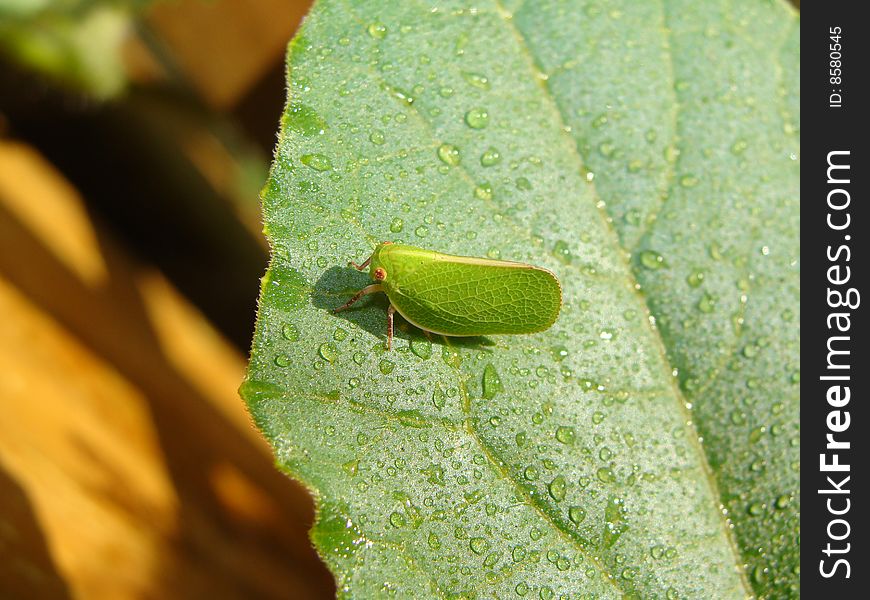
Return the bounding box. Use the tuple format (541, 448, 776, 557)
(0, 140, 334, 599)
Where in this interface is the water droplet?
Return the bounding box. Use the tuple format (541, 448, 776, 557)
(437, 143, 461, 166)
(747, 502, 764, 516)
(282, 323, 300, 341)
(369, 130, 386, 145)
(462, 71, 491, 89)
(553, 240, 572, 264)
(480, 147, 502, 167)
(539, 586, 554, 600)
(301, 153, 333, 171)
(474, 183, 493, 200)
(591, 113, 608, 128)
(697, 293, 716, 313)
(284, 103, 327, 136)
(686, 271, 705, 288)
(639, 250, 664, 269)
(731, 139, 748, 154)
(389, 511, 405, 527)
(524, 466, 539, 481)
(410, 337, 432, 359)
(752, 565, 766, 585)
(465, 107, 489, 129)
(367, 23, 387, 39)
(775, 494, 791, 509)
(603, 496, 628, 547)
(515, 176, 532, 191)
(469, 537, 489, 554)
(432, 384, 446, 409)
(555, 426, 575, 445)
(592, 411, 605, 424)
(415, 225, 429, 238)
(379, 359, 395, 375)
(551, 345, 569, 361)
(390, 217, 404, 233)
(274, 354, 291, 367)
(679, 174, 698, 187)
(515, 581, 529, 596)
(597, 467, 615, 483)
(598, 141, 616, 157)
(742, 344, 759, 358)
(482, 364, 503, 399)
(568, 506, 586, 524)
(548, 476, 567, 501)
(319, 342, 338, 363)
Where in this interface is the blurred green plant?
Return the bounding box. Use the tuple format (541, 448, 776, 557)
(244, 0, 799, 597)
(0, 0, 148, 97)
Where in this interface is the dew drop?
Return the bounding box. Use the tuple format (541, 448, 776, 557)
(282, 323, 300, 341)
(551, 345, 569, 361)
(548, 476, 567, 502)
(515, 176, 532, 191)
(555, 426, 575, 445)
(367, 22, 387, 39)
(686, 271, 705, 288)
(569, 506, 586, 524)
(697, 293, 716, 313)
(432, 384, 446, 409)
(369, 130, 386, 145)
(480, 147, 502, 167)
(410, 337, 432, 359)
(389, 511, 405, 527)
(679, 174, 699, 187)
(437, 143, 461, 166)
(274, 354, 291, 367)
(597, 467, 615, 483)
(462, 71, 491, 89)
(301, 153, 333, 171)
(474, 183, 493, 200)
(482, 364, 503, 399)
(319, 342, 338, 363)
(552, 240, 572, 264)
(390, 217, 404, 233)
(639, 250, 664, 270)
(465, 107, 490, 129)
(731, 139, 748, 155)
(469, 537, 489, 554)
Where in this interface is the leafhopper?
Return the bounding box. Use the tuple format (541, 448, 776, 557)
(335, 242, 562, 349)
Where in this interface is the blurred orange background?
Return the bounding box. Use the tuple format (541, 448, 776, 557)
(0, 1, 336, 598)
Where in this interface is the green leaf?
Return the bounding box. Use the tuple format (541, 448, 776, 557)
(243, 0, 799, 597)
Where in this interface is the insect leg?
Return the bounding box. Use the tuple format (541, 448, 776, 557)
(348, 253, 373, 270)
(386, 304, 395, 350)
(333, 284, 383, 313)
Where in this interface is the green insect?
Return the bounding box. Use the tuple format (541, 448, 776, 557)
(335, 242, 562, 349)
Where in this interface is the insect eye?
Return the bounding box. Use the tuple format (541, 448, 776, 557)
(374, 267, 387, 281)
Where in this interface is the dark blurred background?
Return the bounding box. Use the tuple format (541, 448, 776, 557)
(0, 0, 336, 598)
